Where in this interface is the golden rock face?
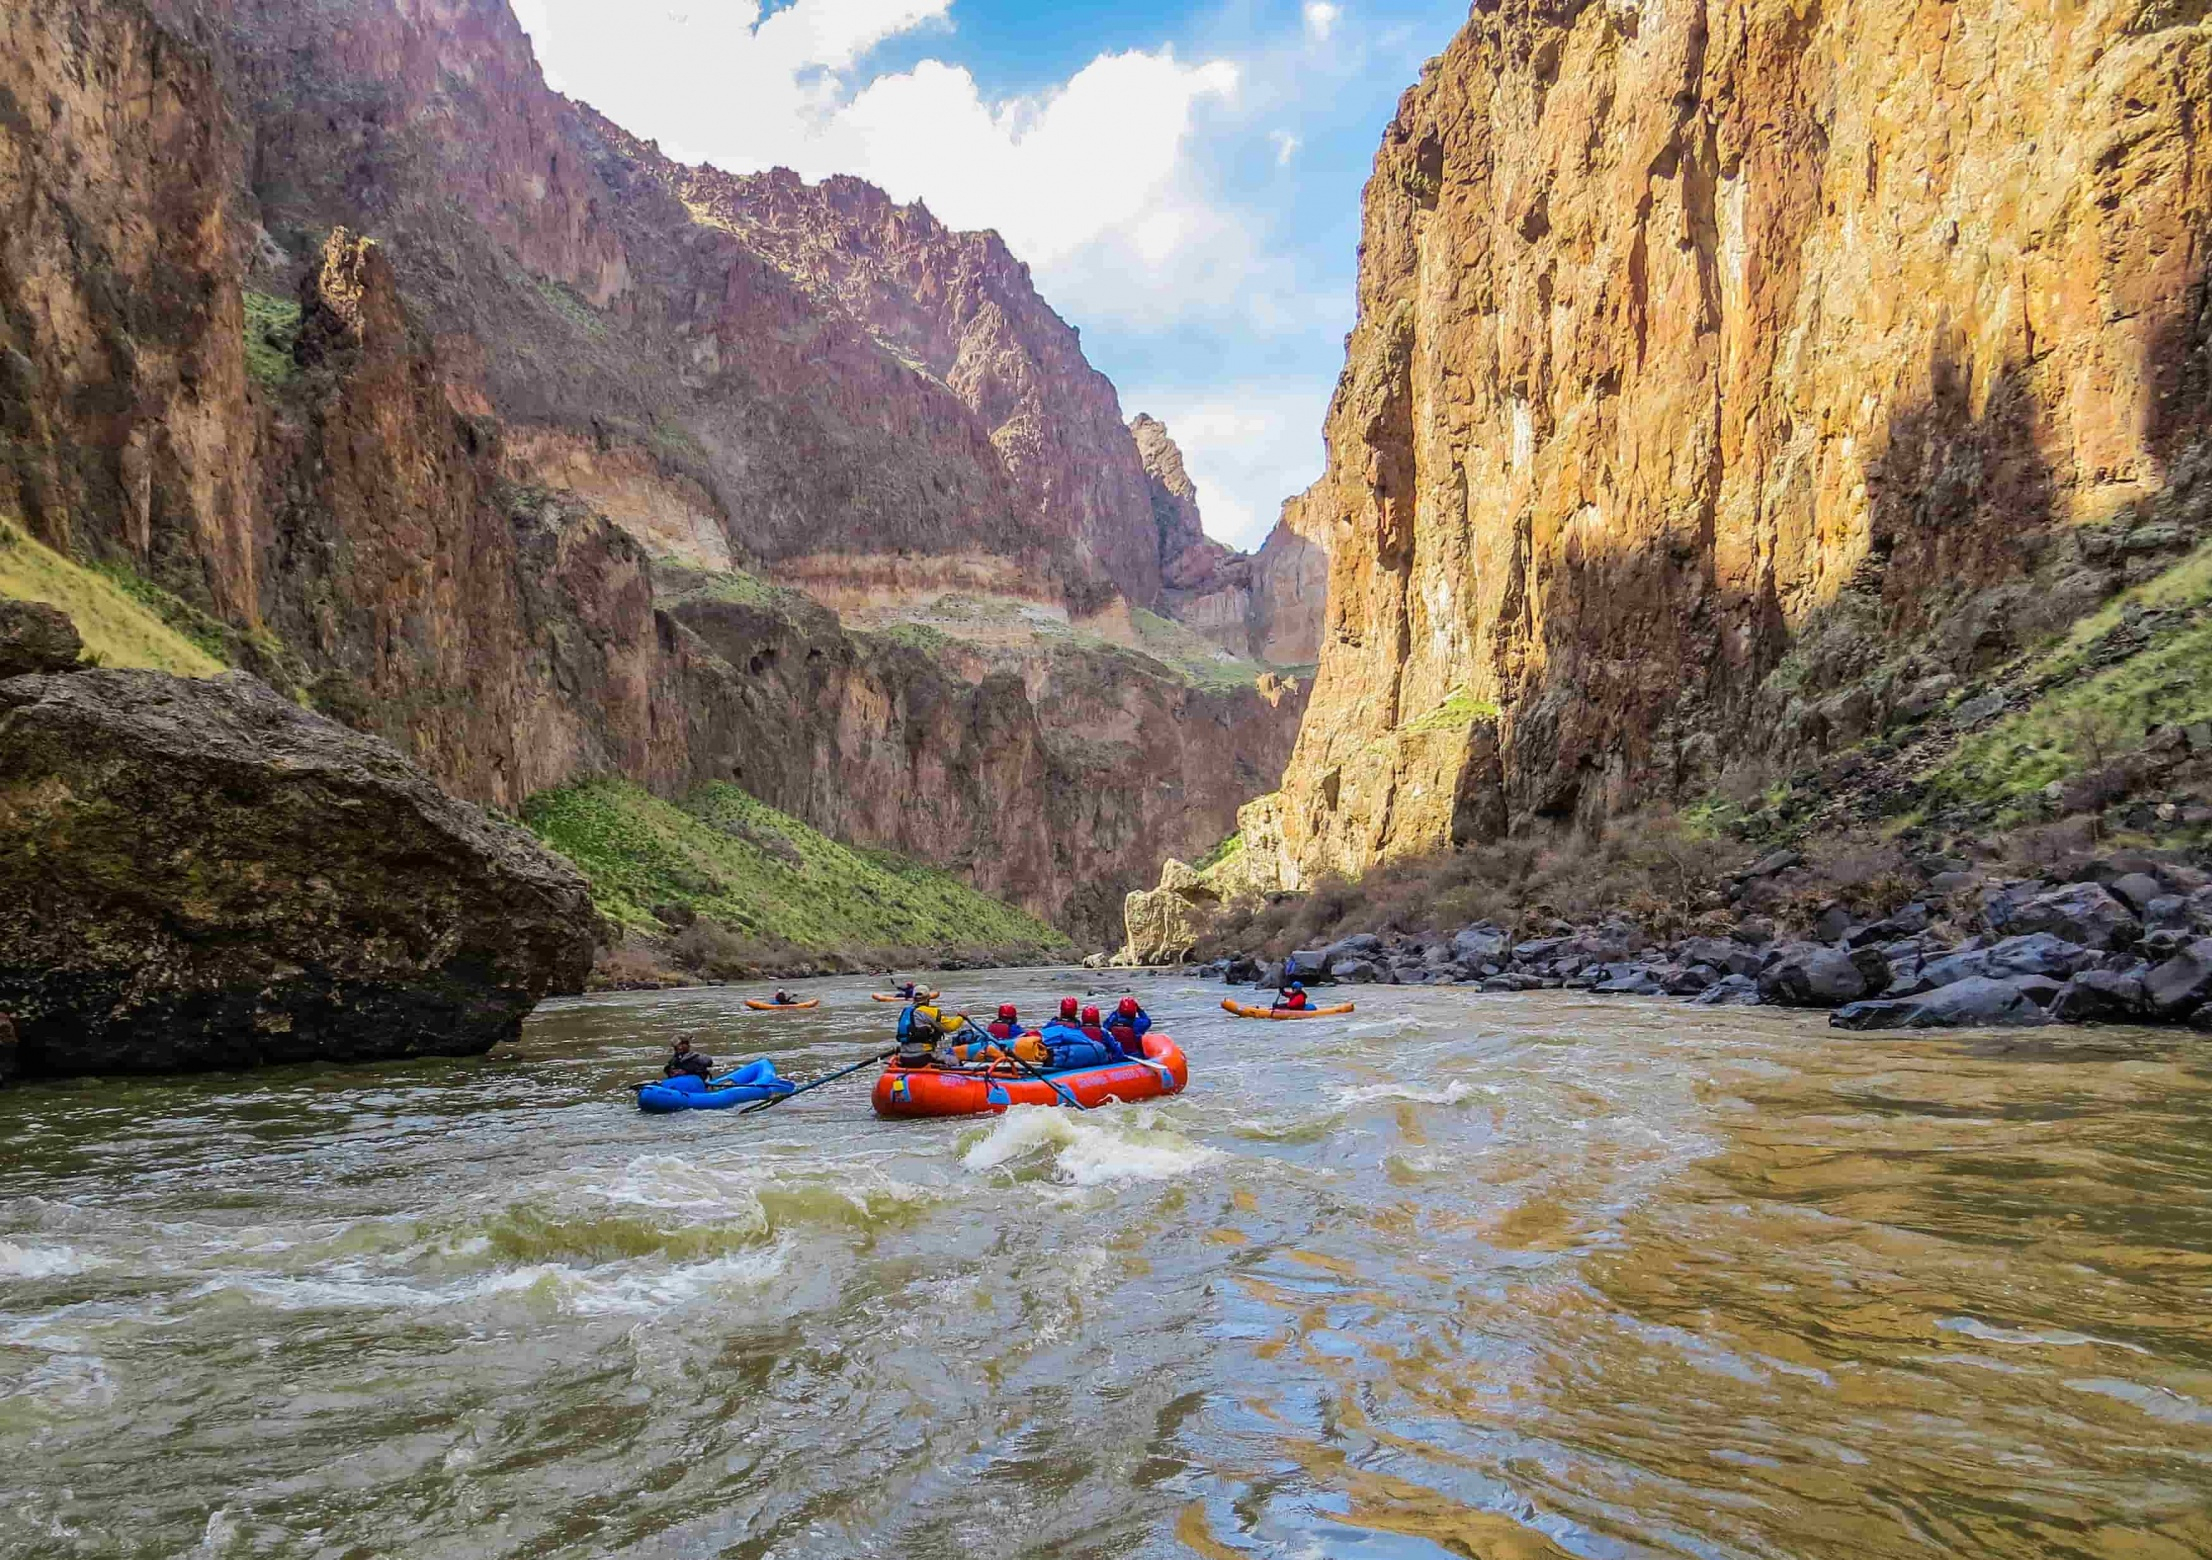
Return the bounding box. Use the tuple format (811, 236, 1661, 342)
(1270, 0, 2212, 884)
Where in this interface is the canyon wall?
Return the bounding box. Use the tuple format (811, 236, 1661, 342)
(1267, 0, 2212, 885)
(0, 0, 1301, 941)
(1135, 414, 1331, 663)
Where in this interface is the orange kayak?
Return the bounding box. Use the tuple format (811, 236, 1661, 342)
(872, 1035, 1189, 1118)
(745, 998, 820, 1011)
(1222, 998, 1355, 1020)
(871, 991, 939, 1002)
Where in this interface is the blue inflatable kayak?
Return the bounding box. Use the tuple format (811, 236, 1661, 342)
(637, 1058, 796, 1114)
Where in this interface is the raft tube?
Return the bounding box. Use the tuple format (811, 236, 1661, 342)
(871, 1035, 1189, 1118)
(638, 1058, 795, 1114)
(871, 991, 939, 1003)
(745, 998, 820, 1011)
(1221, 998, 1356, 1020)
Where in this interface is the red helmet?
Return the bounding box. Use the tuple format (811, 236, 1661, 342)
(1082, 1005, 1101, 1024)
(1059, 997, 1080, 1019)
(1117, 997, 1139, 1016)
(998, 1003, 1017, 1020)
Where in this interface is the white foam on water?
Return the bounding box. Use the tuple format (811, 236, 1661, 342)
(1330, 1078, 1478, 1108)
(961, 1106, 1221, 1187)
(0, 1240, 103, 1279)
(195, 1507, 241, 1556)
(2066, 1377, 2212, 1427)
(177, 1238, 791, 1319)
(1938, 1316, 2151, 1354)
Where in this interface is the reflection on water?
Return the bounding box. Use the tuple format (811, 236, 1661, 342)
(2, 975, 2208, 1557)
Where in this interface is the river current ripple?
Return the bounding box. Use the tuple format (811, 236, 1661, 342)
(2, 973, 2208, 1558)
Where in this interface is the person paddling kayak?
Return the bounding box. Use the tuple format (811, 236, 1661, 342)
(1272, 982, 1310, 1013)
(664, 1032, 715, 1080)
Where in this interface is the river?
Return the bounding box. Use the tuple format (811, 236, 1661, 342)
(3, 972, 2208, 1558)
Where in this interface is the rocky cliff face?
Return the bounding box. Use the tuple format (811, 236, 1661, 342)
(0, 0, 1297, 943)
(1132, 413, 1330, 663)
(685, 167, 1165, 608)
(1266, 0, 2212, 885)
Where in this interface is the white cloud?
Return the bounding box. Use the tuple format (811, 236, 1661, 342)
(1304, 2, 1344, 41)
(1125, 388, 1332, 551)
(1270, 129, 1301, 165)
(522, 1, 1239, 289)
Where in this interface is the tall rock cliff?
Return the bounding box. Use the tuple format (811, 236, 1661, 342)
(1267, 0, 2212, 885)
(0, 0, 1299, 941)
(1133, 413, 1330, 663)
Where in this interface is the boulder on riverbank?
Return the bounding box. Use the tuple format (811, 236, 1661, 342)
(1185, 842, 2212, 1035)
(0, 669, 597, 1076)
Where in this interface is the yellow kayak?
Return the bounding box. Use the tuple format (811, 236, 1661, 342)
(745, 998, 820, 1011)
(871, 991, 939, 1003)
(1222, 998, 1356, 1020)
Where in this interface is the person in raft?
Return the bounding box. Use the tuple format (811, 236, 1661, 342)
(1024, 999, 1117, 1070)
(771, 988, 799, 1006)
(1273, 981, 1311, 1012)
(894, 979, 922, 1000)
(1102, 996, 1151, 1052)
(947, 1004, 1020, 1066)
(894, 1002, 973, 1067)
(664, 1033, 715, 1080)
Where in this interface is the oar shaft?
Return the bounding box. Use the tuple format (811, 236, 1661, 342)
(740, 1048, 895, 1114)
(1001, 1048, 1087, 1111)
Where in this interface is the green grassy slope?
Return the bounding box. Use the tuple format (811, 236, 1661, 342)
(521, 776, 1072, 957)
(0, 519, 226, 676)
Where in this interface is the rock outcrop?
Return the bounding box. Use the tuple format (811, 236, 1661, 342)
(1259, 0, 2212, 887)
(0, 601, 83, 679)
(0, 669, 596, 1076)
(1115, 859, 1222, 966)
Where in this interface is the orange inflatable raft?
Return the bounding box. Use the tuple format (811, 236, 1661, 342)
(872, 1034, 1189, 1118)
(745, 998, 820, 1011)
(870, 991, 939, 1003)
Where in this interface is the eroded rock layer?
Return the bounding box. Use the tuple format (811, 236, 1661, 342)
(1272, 0, 2212, 884)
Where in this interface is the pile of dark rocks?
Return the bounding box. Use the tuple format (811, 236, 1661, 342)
(1199, 851, 2212, 1032)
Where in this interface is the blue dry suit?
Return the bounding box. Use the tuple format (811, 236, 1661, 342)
(1037, 1019, 1117, 1071)
(1102, 1007, 1151, 1051)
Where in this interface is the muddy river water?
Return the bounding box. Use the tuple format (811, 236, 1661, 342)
(3, 973, 2208, 1558)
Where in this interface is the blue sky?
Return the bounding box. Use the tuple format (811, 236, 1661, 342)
(510, 0, 1471, 549)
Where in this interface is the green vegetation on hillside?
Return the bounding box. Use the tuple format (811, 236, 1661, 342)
(1401, 687, 1500, 735)
(1128, 607, 1273, 691)
(0, 519, 226, 676)
(655, 564, 825, 622)
(1928, 618, 2212, 815)
(521, 776, 1071, 957)
(1193, 830, 1245, 872)
(243, 290, 301, 386)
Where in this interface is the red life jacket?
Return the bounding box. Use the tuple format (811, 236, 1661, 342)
(1284, 991, 1309, 1009)
(987, 1019, 1019, 1041)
